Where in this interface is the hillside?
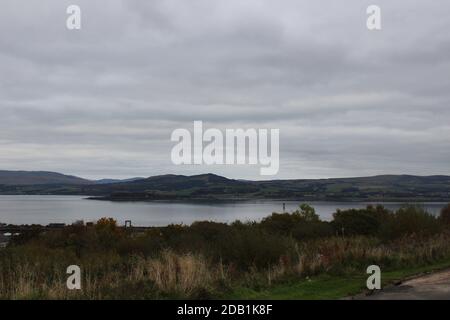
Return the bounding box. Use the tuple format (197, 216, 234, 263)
(251, 175, 450, 201)
(80, 174, 253, 200)
(0, 172, 450, 201)
(0, 170, 92, 186)
(78, 174, 450, 201)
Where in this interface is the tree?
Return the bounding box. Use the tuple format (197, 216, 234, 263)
(95, 217, 122, 248)
(95, 217, 118, 231)
(295, 203, 319, 222)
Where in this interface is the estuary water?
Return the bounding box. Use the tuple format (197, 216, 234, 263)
(0, 195, 447, 227)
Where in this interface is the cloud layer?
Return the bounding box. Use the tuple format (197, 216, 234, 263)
(0, 0, 449, 179)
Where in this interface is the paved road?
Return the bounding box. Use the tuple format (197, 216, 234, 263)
(362, 269, 450, 300)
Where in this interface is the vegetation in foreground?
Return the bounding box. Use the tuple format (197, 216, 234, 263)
(1, 203, 450, 299)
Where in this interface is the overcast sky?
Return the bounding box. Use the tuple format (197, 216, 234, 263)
(0, 0, 449, 180)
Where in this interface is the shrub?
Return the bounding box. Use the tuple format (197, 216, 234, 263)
(260, 204, 320, 236)
(294, 203, 320, 222)
(332, 208, 381, 236)
(292, 221, 334, 240)
(384, 205, 441, 239)
(260, 212, 304, 235)
(95, 217, 124, 249)
(440, 204, 450, 226)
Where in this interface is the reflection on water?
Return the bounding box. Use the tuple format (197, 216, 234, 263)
(0, 195, 447, 227)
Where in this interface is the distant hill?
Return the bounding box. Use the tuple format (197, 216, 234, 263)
(77, 174, 250, 199)
(82, 174, 450, 201)
(0, 171, 449, 202)
(0, 170, 146, 187)
(0, 170, 91, 186)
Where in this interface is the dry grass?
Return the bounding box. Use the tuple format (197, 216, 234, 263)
(0, 250, 221, 299)
(266, 233, 450, 283)
(2, 233, 450, 299)
(144, 250, 218, 295)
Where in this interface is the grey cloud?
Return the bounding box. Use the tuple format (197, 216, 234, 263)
(0, 0, 449, 179)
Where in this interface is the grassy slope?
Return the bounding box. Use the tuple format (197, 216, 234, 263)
(226, 258, 450, 300)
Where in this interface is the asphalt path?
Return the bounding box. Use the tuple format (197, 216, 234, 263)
(360, 269, 450, 300)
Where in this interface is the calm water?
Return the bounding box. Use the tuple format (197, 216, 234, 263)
(0, 195, 447, 227)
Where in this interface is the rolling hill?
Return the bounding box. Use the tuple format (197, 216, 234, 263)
(0, 170, 91, 186)
(0, 171, 450, 201)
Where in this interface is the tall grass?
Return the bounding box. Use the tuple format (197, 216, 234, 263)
(2, 232, 450, 299)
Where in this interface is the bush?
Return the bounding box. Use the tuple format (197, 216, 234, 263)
(260, 204, 319, 236)
(94, 217, 124, 249)
(294, 203, 320, 222)
(292, 221, 334, 240)
(384, 205, 441, 239)
(332, 208, 382, 236)
(217, 228, 293, 269)
(260, 212, 304, 235)
(440, 204, 450, 226)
